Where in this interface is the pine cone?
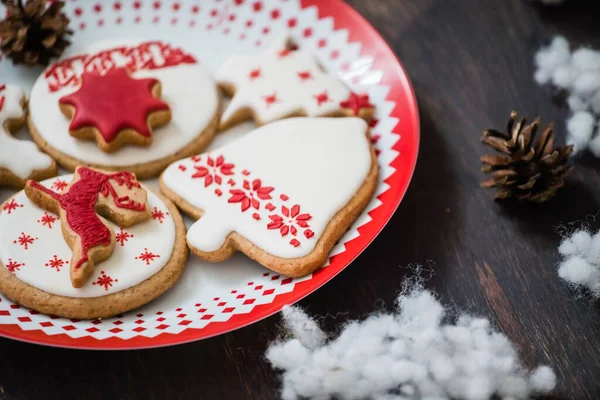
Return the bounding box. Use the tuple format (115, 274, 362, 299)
(480, 111, 573, 203)
(0, 0, 72, 66)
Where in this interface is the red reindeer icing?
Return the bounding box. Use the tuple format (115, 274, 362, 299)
(25, 167, 150, 288)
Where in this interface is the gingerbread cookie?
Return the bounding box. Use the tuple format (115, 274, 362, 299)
(217, 36, 374, 130)
(28, 40, 220, 179)
(0, 169, 187, 319)
(160, 117, 378, 277)
(59, 68, 172, 153)
(25, 167, 153, 287)
(0, 84, 57, 189)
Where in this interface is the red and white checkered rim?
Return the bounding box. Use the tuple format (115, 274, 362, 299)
(0, 0, 419, 349)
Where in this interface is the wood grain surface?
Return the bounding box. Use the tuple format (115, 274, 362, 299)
(1, 0, 600, 399)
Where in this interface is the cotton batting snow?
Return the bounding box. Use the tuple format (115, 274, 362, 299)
(266, 280, 556, 400)
(558, 229, 600, 297)
(535, 36, 600, 155)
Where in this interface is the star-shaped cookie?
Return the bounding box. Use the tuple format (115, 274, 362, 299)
(217, 36, 374, 130)
(59, 68, 171, 153)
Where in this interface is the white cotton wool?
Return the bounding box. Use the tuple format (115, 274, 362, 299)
(528, 366, 557, 393)
(266, 339, 312, 369)
(558, 229, 600, 298)
(535, 37, 600, 155)
(465, 375, 493, 400)
(281, 305, 326, 349)
(586, 231, 600, 263)
(571, 48, 600, 72)
(567, 95, 588, 112)
(573, 73, 600, 97)
(499, 375, 529, 399)
(534, 36, 570, 85)
(569, 229, 592, 253)
(551, 64, 574, 89)
(566, 112, 595, 153)
(430, 354, 456, 382)
(266, 285, 557, 400)
(558, 237, 576, 256)
(559, 256, 595, 285)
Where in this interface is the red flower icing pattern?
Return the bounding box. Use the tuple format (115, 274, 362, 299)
(185, 155, 317, 248)
(297, 71, 312, 80)
(3, 199, 22, 214)
(115, 228, 133, 246)
(92, 271, 118, 291)
(5, 259, 24, 273)
(249, 68, 261, 80)
(151, 206, 169, 223)
(37, 212, 58, 229)
(45, 255, 68, 272)
(192, 155, 234, 187)
(267, 205, 312, 237)
(264, 93, 278, 107)
(13, 232, 36, 250)
(228, 179, 274, 212)
(314, 91, 330, 106)
(136, 248, 160, 265)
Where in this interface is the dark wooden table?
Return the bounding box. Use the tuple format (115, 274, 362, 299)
(2, 1, 600, 399)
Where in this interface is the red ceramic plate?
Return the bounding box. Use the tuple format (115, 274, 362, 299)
(0, 0, 419, 349)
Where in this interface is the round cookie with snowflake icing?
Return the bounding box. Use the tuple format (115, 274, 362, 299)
(0, 84, 57, 189)
(160, 117, 378, 277)
(28, 40, 220, 179)
(217, 36, 375, 130)
(0, 171, 188, 320)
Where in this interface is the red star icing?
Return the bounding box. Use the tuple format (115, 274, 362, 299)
(297, 71, 312, 80)
(249, 68, 261, 80)
(314, 91, 330, 106)
(340, 92, 374, 116)
(59, 68, 170, 144)
(264, 93, 278, 107)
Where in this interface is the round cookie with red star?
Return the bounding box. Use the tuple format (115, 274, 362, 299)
(28, 40, 220, 179)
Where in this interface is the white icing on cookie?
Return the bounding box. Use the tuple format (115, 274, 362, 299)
(162, 117, 372, 259)
(217, 36, 351, 126)
(28, 40, 219, 166)
(0, 176, 176, 298)
(0, 84, 54, 180)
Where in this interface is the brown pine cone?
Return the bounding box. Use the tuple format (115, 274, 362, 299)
(0, 0, 72, 66)
(480, 111, 573, 203)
